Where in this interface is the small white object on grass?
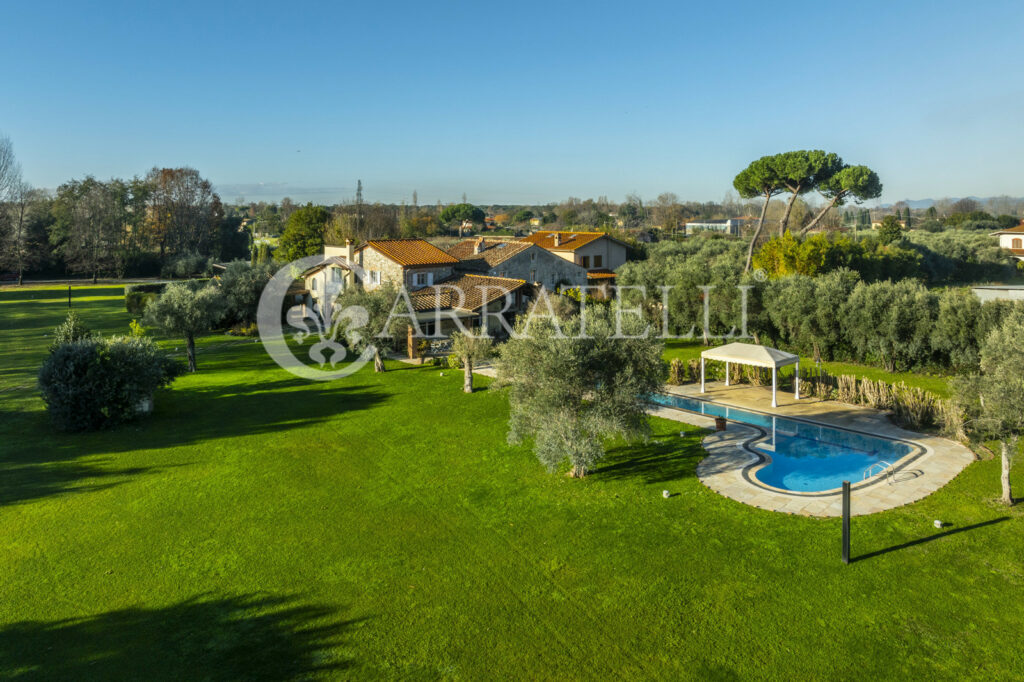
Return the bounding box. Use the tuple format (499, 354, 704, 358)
(934, 520, 943, 529)
(439, 372, 444, 377)
(662, 490, 671, 499)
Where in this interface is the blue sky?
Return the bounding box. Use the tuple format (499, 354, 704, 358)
(2, 0, 1023, 205)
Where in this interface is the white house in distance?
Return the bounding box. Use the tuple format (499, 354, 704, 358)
(991, 222, 1024, 262)
(684, 218, 750, 236)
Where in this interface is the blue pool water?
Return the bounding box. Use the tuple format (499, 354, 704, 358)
(650, 393, 915, 492)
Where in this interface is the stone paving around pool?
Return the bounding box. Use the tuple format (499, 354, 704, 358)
(649, 382, 977, 517)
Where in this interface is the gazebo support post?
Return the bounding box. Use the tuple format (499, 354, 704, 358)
(700, 358, 706, 393)
(725, 361, 730, 386)
(794, 360, 800, 400)
(771, 367, 778, 408)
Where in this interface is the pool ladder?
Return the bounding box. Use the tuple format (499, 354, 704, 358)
(862, 461, 895, 485)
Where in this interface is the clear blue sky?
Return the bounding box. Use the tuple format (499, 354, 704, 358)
(3, 0, 1023, 206)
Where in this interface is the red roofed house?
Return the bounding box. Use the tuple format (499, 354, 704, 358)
(520, 230, 629, 292)
(302, 238, 531, 346)
(991, 223, 1024, 262)
(445, 237, 588, 289)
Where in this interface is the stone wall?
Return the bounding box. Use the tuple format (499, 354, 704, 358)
(487, 245, 587, 289)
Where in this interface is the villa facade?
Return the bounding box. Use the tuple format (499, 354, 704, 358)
(991, 223, 1024, 261)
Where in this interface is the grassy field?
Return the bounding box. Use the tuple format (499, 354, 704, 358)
(1, 285, 1022, 679)
(664, 340, 953, 398)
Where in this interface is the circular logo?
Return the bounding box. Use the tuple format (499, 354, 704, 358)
(753, 268, 768, 283)
(257, 255, 377, 380)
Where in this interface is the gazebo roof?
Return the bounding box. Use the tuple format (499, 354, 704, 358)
(700, 342, 798, 369)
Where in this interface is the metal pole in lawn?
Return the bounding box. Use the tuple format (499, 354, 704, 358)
(842, 480, 851, 564)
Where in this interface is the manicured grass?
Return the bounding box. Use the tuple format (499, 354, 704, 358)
(1, 286, 1022, 678)
(664, 340, 953, 397)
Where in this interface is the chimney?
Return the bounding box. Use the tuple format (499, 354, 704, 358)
(345, 238, 354, 263)
(553, 232, 561, 247)
(473, 237, 485, 254)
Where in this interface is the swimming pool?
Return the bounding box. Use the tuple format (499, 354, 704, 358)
(650, 393, 916, 493)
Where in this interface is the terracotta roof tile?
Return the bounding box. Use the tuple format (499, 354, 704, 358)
(586, 268, 617, 280)
(521, 230, 608, 251)
(359, 239, 459, 267)
(993, 223, 1024, 235)
(446, 238, 533, 267)
(408, 273, 527, 312)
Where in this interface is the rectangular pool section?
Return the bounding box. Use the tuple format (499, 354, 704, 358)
(650, 393, 915, 493)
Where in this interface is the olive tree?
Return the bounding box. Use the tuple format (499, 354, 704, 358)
(217, 260, 276, 325)
(143, 281, 228, 371)
(332, 283, 410, 372)
(450, 331, 493, 393)
(954, 311, 1024, 505)
(497, 303, 664, 477)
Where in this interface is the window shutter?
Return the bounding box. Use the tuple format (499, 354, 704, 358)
(427, 272, 434, 285)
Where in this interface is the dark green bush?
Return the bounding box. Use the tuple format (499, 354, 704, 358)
(125, 291, 158, 316)
(37, 336, 183, 431)
(124, 282, 168, 295)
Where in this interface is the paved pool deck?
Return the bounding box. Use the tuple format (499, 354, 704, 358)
(650, 382, 977, 517)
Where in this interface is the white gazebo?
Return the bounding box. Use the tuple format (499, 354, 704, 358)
(700, 342, 800, 408)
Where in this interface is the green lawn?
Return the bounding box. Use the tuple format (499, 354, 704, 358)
(1, 285, 1022, 679)
(664, 340, 953, 398)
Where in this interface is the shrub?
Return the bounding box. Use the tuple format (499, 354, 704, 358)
(124, 282, 168, 295)
(859, 378, 893, 410)
(836, 374, 858, 403)
(687, 359, 701, 383)
(667, 358, 685, 385)
(48, 311, 93, 352)
(161, 252, 213, 279)
(226, 322, 260, 337)
(125, 291, 158, 316)
(890, 383, 939, 430)
(37, 336, 183, 431)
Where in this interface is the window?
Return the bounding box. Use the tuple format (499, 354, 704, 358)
(370, 271, 381, 285)
(581, 256, 590, 268)
(311, 278, 317, 291)
(530, 251, 536, 261)
(530, 269, 536, 281)
(420, 320, 436, 336)
(331, 267, 342, 282)
(414, 271, 433, 287)
(593, 255, 602, 268)
(1014, 238, 1023, 249)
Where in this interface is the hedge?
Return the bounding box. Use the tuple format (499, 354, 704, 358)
(124, 282, 168, 295)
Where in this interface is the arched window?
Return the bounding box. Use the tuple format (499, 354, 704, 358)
(1013, 238, 1022, 249)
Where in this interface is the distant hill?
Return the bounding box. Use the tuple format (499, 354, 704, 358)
(880, 196, 1021, 210)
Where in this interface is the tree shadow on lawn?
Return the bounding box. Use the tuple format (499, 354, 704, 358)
(0, 459, 180, 508)
(0, 383, 388, 506)
(852, 516, 1011, 563)
(0, 593, 364, 680)
(594, 432, 705, 485)
(73, 382, 387, 456)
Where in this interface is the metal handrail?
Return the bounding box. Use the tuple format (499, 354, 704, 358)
(862, 460, 894, 484)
